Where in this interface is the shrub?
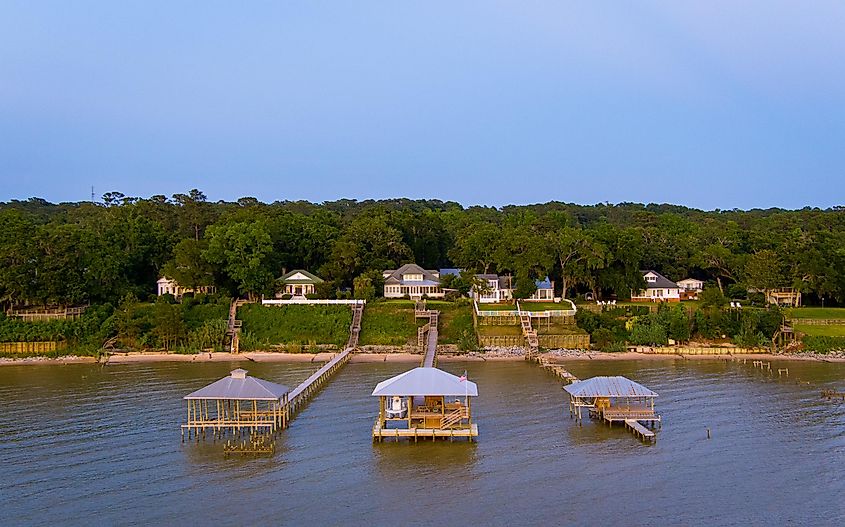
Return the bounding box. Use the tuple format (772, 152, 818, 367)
(802, 336, 845, 353)
(700, 286, 729, 309)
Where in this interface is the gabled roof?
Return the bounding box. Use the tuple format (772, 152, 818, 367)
(564, 376, 658, 398)
(371, 367, 479, 397)
(184, 369, 290, 401)
(677, 278, 703, 285)
(383, 264, 440, 285)
(641, 270, 679, 289)
(535, 276, 553, 290)
(439, 268, 462, 277)
(278, 269, 324, 284)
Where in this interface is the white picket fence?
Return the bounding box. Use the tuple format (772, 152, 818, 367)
(261, 298, 366, 306)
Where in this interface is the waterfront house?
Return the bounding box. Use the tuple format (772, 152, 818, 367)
(371, 367, 478, 441)
(156, 277, 216, 300)
(631, 271, 680, 302)
(677, 278, 704, 300)
(382, 264, 445, 299)
(276, 269, 324, 298)
(471, 274, 555, 303)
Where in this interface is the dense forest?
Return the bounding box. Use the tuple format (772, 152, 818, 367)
(1, 191, 844, 308)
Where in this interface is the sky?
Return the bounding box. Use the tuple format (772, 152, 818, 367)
(1, 1, 843, 209)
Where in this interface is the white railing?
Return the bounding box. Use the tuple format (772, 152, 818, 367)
(474, 299, 577, 317)
(261, 298, 366, 306)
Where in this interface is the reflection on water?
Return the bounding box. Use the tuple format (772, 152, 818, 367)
(0, 359, 843, 525)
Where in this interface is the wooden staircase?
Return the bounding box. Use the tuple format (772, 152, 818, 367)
(347, 303, 364, 349)
(441, 407, 468, 429)
(520, 313, 539, 360)
(226, 299, 246, 353)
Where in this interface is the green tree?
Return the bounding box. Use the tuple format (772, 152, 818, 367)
(204, 221, 274, 299)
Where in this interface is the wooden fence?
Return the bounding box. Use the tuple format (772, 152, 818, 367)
(790, 318, 845, 326)
(6, 307, 87, 321)
(0, 341, 67, 354)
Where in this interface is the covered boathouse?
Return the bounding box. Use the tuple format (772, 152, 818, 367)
(181, 369, 290, 442)
(564, 376, 661, 442)
(371, 367, 479, 442)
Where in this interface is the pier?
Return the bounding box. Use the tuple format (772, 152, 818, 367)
(181, 303, 364, 452)
(415, 301, 439, 367)
(371, 367, 479, 442)
(564, 376, 661, 443)
(286, 302, 364, 417)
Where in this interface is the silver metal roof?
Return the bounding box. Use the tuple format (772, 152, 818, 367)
(184, 369, 290, 401)
(563, 376, 658, 398)
(371, 367, 478, 397)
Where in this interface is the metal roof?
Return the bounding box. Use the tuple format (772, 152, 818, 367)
(278, 269, 324, 284)
(563, 376, 658, 398)
(184, 369, 290, 401)
(641, 270, 679, 289)
(371, 367, 479, 397)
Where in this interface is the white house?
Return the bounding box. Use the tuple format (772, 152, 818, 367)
(676, 278, 704, 300)
(631, 271, 680, 302)
(472, 274, 555, 303)
(156, 277, 216, 300)
(276, 269, 324, 298)
(383, 264, 445, 299)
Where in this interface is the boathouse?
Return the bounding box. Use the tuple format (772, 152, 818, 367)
(181, 369, 290, 441)
(564, 376, 661, 442)
(371, 367, 478, 441)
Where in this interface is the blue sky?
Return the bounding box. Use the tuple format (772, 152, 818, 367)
(1, 1, 843, 209)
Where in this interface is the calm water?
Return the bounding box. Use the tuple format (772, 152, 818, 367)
(1, 359, 843, 526)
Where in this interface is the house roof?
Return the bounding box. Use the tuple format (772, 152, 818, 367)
(535, 276, 553, 290)
(564, 376, 658, 398)
(184, 369, 290, 401)
(641, 270, 679, 289)
(677, 278, 703, 285)
(439, 268, 462, 277)
(278, 269, 324, 284)
(383, 263, 440, 285)
(371, 367, 479, 397)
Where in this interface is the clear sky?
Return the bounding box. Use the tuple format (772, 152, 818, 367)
(1, 1, 843, 209)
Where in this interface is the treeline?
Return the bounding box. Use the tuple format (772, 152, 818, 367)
(1, 192, 844, 307)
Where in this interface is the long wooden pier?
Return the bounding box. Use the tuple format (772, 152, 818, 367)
(415, 302, 439, 367)
(285, 303, 364, 418)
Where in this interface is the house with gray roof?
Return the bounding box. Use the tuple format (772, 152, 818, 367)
(382, 264, 444, 299)
(631, 270, 680, 302)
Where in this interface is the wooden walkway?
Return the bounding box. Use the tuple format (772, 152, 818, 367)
(285, 303, 365, 418)
(372, 422, 478, 442)
(226, 299, 246, 353)
(625, 419, 655, 442)
(415, 302, 439, 367)
(535, 355, 580, 384)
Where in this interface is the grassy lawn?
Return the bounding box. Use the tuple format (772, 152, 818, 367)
(795, 324, 845, 337)
(477, 325, 523, 336)
(475, 302, 518, 311)
(788, 307, 845, 320)
(239, 304, 352, 347)
(519, 301, 573, 312)
(359, 301, 416, 346)
(430, 302, 473, 344)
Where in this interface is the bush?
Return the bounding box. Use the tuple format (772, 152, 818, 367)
(700, 286, 729, 309)
(629, 320, 667, 346)
(802, 336, 845, 353)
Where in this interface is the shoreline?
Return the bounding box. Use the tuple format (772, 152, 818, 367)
(1, 349, 843, 366)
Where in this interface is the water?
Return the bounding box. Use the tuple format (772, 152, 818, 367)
(1, 359, 843, 526)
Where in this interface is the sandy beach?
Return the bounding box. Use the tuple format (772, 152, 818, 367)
(2, 349, 843, 366)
